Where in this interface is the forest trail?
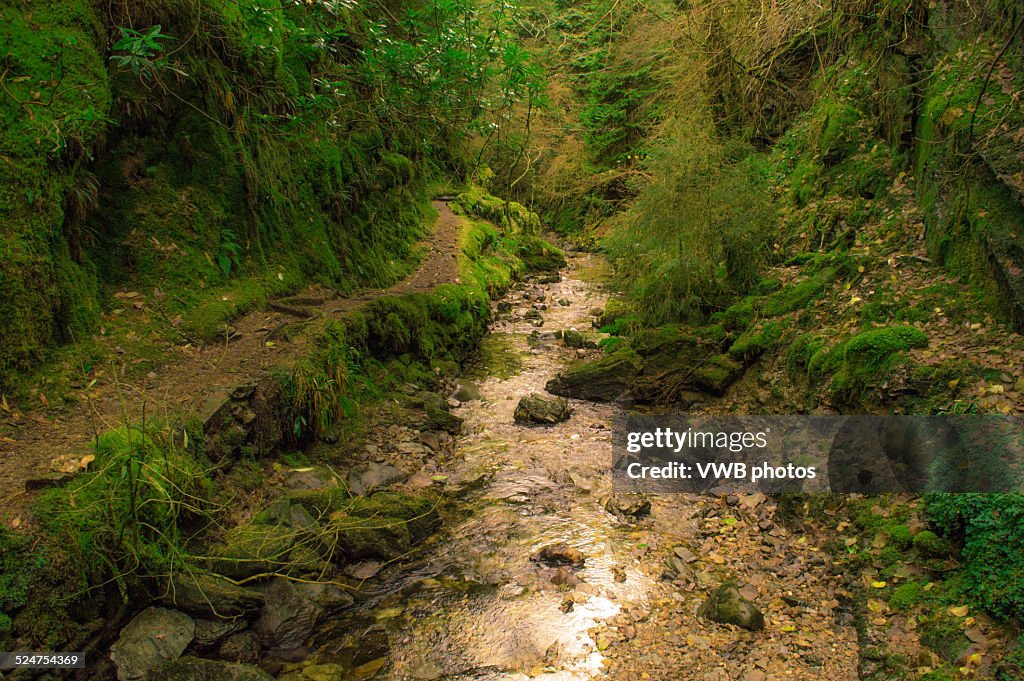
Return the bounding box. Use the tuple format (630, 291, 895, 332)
(0, 201, 463, 512)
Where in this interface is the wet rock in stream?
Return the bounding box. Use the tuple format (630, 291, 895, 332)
(533, 541, 586, 567)
(513, 393, 573, 425)
(602, 493, 652, 521)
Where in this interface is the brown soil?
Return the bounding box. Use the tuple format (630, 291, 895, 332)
(0, 201, 463, 517)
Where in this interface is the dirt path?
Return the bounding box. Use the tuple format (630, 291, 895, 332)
(0, 201, 463, 512)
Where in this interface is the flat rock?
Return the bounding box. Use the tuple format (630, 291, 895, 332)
(347, 462, 406, 496)
(110, 607, 195, 681)
(344, 560, 383, 580)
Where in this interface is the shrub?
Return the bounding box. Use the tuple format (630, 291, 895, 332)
(925, 493, 1024, 620)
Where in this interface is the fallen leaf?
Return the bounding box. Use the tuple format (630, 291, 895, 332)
(871, 581, 887, 589)
(949, 605, 969, 617)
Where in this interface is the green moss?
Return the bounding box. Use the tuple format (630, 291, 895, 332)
(454, 187, 542, 235)
(925, 494, 1024, 619)
(888, 581, 925, 611)
(208, 524, 297, 579)
(912, 530, 949, 557)
(886, 523, 913, 549)
(824, 326, 928, 398)
(728, 320, 785, 360)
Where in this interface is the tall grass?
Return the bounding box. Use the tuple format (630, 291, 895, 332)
(606, 110, 774, 325)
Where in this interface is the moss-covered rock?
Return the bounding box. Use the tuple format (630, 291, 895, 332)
(162, 571, 265, 618)
(514, 393, 573, 425)
(832, 325, 928, 396)
(698, 583, 764, 631)
(327, 513, 411, 561)
(425, 402, 464, 434)
(347, 492, 441, 541)
(545, 346, 643, 402)
(208, 524, 297, 580)
(912, 530, 950, 557)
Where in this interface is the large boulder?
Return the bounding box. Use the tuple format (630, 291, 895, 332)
(110, 607, 195, 681)
(513, 394, 573, 425)
(162, 571, 265, 618)
(545, 347, 643, 402)
(630, 325, 742, 401)
(698, 584, 764, 631)
(149, 657, 273, 681)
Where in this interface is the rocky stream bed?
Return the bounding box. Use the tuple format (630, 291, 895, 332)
(102, 253, 862, 681)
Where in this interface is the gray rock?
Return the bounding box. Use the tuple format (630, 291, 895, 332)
(253, 578, 320, 650)
(425, 403, 463, 434)
(253, 579, 354, 651)
(344, 560, 383, 580)
(110, 607, 195, 681)
(283, 467, 341, 490)
(419, 431, 442, 452)
(514, 394, 573, 425)
(150, 657, 273, 680)
(396, 441, 431, 456)
(450, 380, 481, 402)
(673, 546, 698, 563)
(347, 462, 406, 496)
(698, 584, 765, 631)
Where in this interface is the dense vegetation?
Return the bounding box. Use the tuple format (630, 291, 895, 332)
(3, 0, 1024, 677)
(0, 0, 541, 393)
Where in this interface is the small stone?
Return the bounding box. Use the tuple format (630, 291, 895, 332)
(698, 583, 765, 631)
(514, 394, 572, 425)
(673, 546, 698, 563)
(534, 542, 586, 567)
(344, 560, 383, 580)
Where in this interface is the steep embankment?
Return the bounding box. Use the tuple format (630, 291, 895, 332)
(0, 0, 535, 399)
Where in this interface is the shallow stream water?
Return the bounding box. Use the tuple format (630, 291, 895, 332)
(291, 252, 860, 681)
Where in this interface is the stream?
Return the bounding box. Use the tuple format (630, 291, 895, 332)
(282, 252, 861, 681)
